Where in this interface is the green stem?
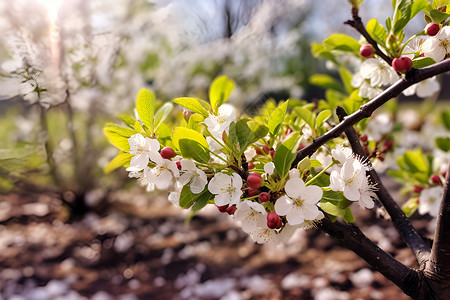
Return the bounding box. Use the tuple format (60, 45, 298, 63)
(241, 195, 259, 201)
(208, 149, 228, 163)
(306, 161, 335, 186)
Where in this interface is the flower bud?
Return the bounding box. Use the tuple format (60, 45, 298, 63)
(247, 172, 262, 190)
(160, 147, 176, 159)
(226, 205, 237, 215)
(217, 204, 229, 212)
(430, 174, 442, 185)
(176, 161, 182, 170)
(258, 192, 270, 203)
(267, 212, 282, 229)
(413, 186, 423, 194)
(360, 44, 375, 58)
(360, 134, 368, 143)
(256, 145, 270, 155)
(425, 22, 440, 36)
(270, 149, 275, 160)
(248, 188, 260, 197)
(183, 110, 192, 122)
(248, 163, 255, 170)
(392, 56, 412, 73)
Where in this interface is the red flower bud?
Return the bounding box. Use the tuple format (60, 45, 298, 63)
(256, 145, 270, 155)
(360, 44, 375, 58)
(392, 56, 412, 73)
(248, 188, 260, 197)
(270, 149, 275, 160)
(176, 161, 182, 170)
(247, 173, 262, 190)
(430, 174, 442, 185)
(425, 22, 440, 36)
(226, 205, 237, 215)
(258, 192, 270, 203)
(267, 212, 281, 229)
(248, 163, 255, 170)
(360, 134, 368, 143)
(217, 204, 229, 213)
(160, 147, 176, 159)
(413, 186, 423, 194)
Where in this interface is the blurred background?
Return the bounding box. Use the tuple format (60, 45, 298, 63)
(0, 0, 441, 299)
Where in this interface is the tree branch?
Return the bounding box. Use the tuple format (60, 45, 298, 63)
(425, 162, 450, 285)
(318, 218, 420, 298)
(344, 6, 393, 65)
(292, 58, 450, 167)
(336, 106, 431, 267)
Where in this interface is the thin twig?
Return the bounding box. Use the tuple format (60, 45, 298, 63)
(336, 106, 431, 266)
(344, 6, 393, 65)
(292, 58, 450, 167)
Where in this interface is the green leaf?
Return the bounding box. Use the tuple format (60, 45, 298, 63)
(191, 189, 214, 213)
(134, 120, 143, 133)
(135, 89, 155, 131)
(268, 100, 289, 135)
(315, 110, 332, 130)
(430, 8, 450, 23)
(209, 75, 235, 113)
(412, 57, 436, 68)
(339, 67, 355, 94)
(392, 0, 412, 34)
(103, 152, 134, 173)
(179, 185, 197, 209)
(154, 102, 173, 131)
(173, 97, 210, 116)
(411, 0, 430, 19)
(173, 127, 210, 163)
(273, 132, 301, 178)
(323, 34, 361, 53)
(402, 197, 419, 217)
(104, 123, 136, 152)
(343, 207, 355, 223)
(309, 74, 345, 94)
(118, 114, 136, 129)
(436, 137, 450, 152)
(229, 119, 253, 151)
(294, 107, 315, 129)
(441, 111, 450, 130)
(366, 19, 388, 46)
(404, 149, 429, 173)
(310, 159, 323, 168)
(248, 121, 269, 143)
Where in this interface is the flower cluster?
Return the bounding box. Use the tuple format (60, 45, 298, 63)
(106, 78, 379, 246)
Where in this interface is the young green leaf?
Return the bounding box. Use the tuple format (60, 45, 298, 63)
(294, 107, 315, 129)
(412, 57, 436, 68)
(179, 185, 198, 209)
(268, 100, 289, 135)
(315, 110, 332, 130)
(104, 123, 137, 152)
(436, 137, 450, 152)
(172, 127, 210, 163)
(135, 89, 155, 131)
(191, 189, 214, 213)
(154, 102, 173, 131)
(309, 74, 345, 94)
(209, 75, 235, 113)
(323, 34, 361, 52)
(392, 0, 412, 34)
(104, 152, 134, 174)
(273, 132, 301, 178)
(366, 19, 388, 47)
(173, 97, 210, 116)
(442, 111, 450, 130)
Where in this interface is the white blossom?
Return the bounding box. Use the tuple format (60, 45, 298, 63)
(234, 200, 267, 234)
(419, 186, 443, 217)
(351, 72, 383, 99)
(208, 172, 243, 206)
(168, 181, 184, 207)
(331, 144, 354, 165)
(402, 76, 440, 98)
(127, 133, 161, 170)
(178, 159, 208, 194)
(274, 178, 323, 225)
(329, 160, 366, 201)
(128, 166, 155, 192)
(360, 58, 399, 87)
(422, 26, 450, 62)
(250, 215, 298, 246)
(204, 104, 237, 139)
(402, 36, 426, 59)
(365, 113, 393, 142)
(264, 162, 275, 175)
(147, 154, 180, 190)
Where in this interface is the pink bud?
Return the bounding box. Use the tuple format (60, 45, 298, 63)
(176, 161, 182, 170)
(267, 212, 281, 229)
(392, 57, 412, 73)
(360, 134, 368, 143)
(256, 145, 270, 155)
(413, 186, 423, 194)
(248, 188, 260, 197)
(425, 22, 440, 36)
(217, 205, 229, 213)
(226, 205, 237, 215)
(248, 163, 255, 170)
(360, 44, 375, 58)
(160, 147, 176, 159)
(247, 173, 262, 190)
(258, 192, 270, 203)
(430, 174, 442, 185)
